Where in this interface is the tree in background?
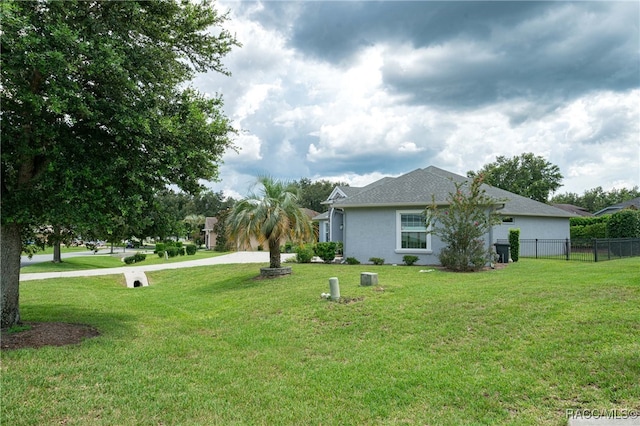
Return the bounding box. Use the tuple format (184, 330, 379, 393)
(425, 175, 502, 272)
(468, 153, 563, 203)
(551, 186, 640, 213)
(194, 190, 234, 218)
(1, 0, 238, 328)
(293, 178, 349, 212)
(226, 177, 314, 271)
(183, 214, 206, 244)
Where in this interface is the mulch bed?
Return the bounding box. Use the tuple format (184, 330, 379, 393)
(1, 322, 100, 351)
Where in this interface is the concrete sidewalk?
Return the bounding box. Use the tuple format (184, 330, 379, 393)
(20, 251, 296, 281)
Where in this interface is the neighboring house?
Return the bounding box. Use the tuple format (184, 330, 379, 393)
(552, 204, 593, 217)
(312, 211, 330, 242)
(203, 217, 218, 250)
(322, 166, 575, 265)
(593, 197, 640, 216)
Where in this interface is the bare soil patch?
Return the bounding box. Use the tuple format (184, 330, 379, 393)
(1, 322, 99, 351)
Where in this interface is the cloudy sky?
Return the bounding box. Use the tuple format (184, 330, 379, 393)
(193, 1, 640, 199)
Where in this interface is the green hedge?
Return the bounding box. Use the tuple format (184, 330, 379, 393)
(607, 210, 640, 238)
(571, 223, 608, 240)
(570, 215, 610, 227)
(508, 229, 520, 262)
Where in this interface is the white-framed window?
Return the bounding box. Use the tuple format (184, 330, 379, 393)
(396, 210, 431, 253)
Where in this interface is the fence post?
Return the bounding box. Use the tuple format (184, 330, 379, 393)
(535, 238, 538, 259)
(565, 238, 570, 261)
(593, 239, 598, 262)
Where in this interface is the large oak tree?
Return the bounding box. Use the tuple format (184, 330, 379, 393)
(467, 153, 563, 203)
(1, 0, 238, 328)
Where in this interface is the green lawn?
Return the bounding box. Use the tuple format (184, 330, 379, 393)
(20, 250, 227, 273)
(2, 259, 639, 425)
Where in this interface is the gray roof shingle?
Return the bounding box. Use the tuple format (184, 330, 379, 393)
(330, 166, 574, 218)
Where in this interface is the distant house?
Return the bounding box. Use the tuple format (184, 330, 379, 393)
(321, 166, 575, 265)
(203, 217, 218, 250)
(552, 204, 593, 217)
(593, 197, 640, 216)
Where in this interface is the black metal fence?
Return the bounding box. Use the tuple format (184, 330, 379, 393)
(514, 238, 640, 262)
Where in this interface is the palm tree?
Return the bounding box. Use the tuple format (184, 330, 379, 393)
(183, 214, 206, 243)
(227, 176, 314, 270)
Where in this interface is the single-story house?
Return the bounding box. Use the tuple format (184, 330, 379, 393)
(317, 166, 575, 265)
(593, 197, 640, 216)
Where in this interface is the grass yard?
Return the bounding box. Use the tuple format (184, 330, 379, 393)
(2, 259, 639, 425)
(20, 250, 227, 274)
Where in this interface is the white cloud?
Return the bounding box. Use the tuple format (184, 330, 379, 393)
(224, 131, 262, 162)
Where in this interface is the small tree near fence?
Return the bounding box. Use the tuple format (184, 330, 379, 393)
(425, 175, 502, 272)
(509, 228, 520, 262)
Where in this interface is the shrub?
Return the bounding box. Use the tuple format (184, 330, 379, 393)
(186, 244, 197, 255)
(438, 239, 486, 271)
(508, 228, 520, 262)
(166, 247, 179, 258)
(178, 247, 186, 256)
(607, 209, 640, 238)
(571, 222, 607, 240)
(369, 257, 384, 265)
(133, 252, 146, 262)
(295, 244, 314, 263)
(283, 241, 294, 253)
(155, 243, 165, 254)
(123, 256, 136, 264)
(345, 257, 360, 265)
(402, 255, 419, 266)
(570, 215, 610, 227)
(157, 250, 166, 258)
(314, 242, 337, 263)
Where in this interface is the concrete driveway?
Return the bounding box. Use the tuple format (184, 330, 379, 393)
(20, 251, 296, 282)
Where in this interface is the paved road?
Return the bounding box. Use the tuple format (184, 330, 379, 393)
(20, 251, 296, 281)
(21, 247, 135, 267)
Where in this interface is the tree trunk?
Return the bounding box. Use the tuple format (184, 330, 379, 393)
(268, 239, 281, 269)
(53, 241, 62, 263)
(1, 223, 22, 328)
(52, 225, 62, 263)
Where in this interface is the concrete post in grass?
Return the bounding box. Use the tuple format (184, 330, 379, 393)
(329, 277, 340, 301)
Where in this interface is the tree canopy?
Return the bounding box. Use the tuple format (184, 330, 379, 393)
(550, 186, 640, 213)
(1, 0, 238, 328)
(292, 178, 349, 213)
(467, 153, 563, 203)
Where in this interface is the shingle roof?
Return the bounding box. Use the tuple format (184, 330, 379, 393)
(593, 197, 640, 216)
(552, 204, 593, 217)
(330, 166, 574, 218)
